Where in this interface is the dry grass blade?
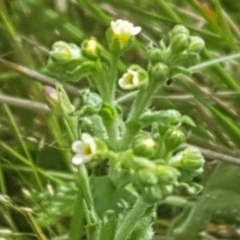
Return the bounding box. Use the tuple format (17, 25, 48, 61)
(0, 58, 80, 96)
(0, 94, 50, 113)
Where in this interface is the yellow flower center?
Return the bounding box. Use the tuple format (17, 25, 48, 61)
(84, 144, 92, 155)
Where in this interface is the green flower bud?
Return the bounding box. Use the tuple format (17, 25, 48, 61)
(149, 62, 169, 81)
(171, 25, 190, 37)
(188, 36, 205, 53)
(43, 86, 61, 114)
(143, 185, 164, 202)
(155, 165, 180, 184)
(137, 169, 158, 185)
(132, 133, 157, 158)
(132, 156, 157, 171)
(118, 65, 148, 90)
(116, 150, 137, 170)
(163, 128, 186, 152)
(182, 147, 205, 169)
(81, 37, 101, 60)
(142, 184, 174, 203)
(148, 48, 164, 64)
(169, 147, 205, 170)
(170, 33, 189, 54)
(50, 41, 82, 63)
(55, 84, 75, 114)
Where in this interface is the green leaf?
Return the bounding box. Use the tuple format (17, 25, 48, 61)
(90, 176, 135, 217)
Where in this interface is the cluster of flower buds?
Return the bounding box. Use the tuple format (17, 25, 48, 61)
(47, 38, 104, 82)
(47, 19, 142, 83)
(109, 137, 204, 202)
(107, 118, 204, 202)
(148, 25, 205, 84)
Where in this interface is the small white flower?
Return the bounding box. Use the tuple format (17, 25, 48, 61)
(71, 133, 97, 165)
(119, 69, 141, 90)
(111, 19, 141, 42)
(68, 43, 82, 59)
(51, 41, 82, 61)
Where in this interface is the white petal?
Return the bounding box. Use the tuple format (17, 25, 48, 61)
(81, 133, 93, 143)
(71, 140, 84, 153)
(118, 69, 141, 90)
(72, 153, 92, 165)
(72, 153, 85, 165)
(81, 133, 97, 153)
(111, 19, 141, 36)
(131, 27, 141, 35)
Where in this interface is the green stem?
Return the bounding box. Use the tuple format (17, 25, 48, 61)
(120, 79, 162, 150)
(69, 190, 85, 240)
(109, 54, 119, 104)
(77, 166, 98, 223)
(102, 54, 120, 150)
(115, 197, 149, 240)
(116, 91, 137, 104)
(102, 116, 118, 151)
(64, 105, 98, 236)
(69, 166, 99, 240)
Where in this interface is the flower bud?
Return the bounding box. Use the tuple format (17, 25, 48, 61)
(169, 147, 205, 170)
(155, 165, 180, 184)
(137, 169, 158, 185)
(132, 133, 157, 158)
(188, 36, 205, 53)
(118, 65, 148, 90)
(142, 185, 164, 202)
(148, 48, 164, 64)
(170, 33, 189, 54)
(149, 62, 169, 81)
(55, 84, 75, 114)
(181, 147, 205, 169)
(171, 25, 190, 37)
(49, 41, 82, 63)
(163, 128, 186, 152)
(81, 37, 101, 60)
(43, 86, 61, 114)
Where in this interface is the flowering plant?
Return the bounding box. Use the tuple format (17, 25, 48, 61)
(41, 19, 205, 240)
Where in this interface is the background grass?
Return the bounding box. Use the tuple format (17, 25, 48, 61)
(1, 0, 240, 239)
